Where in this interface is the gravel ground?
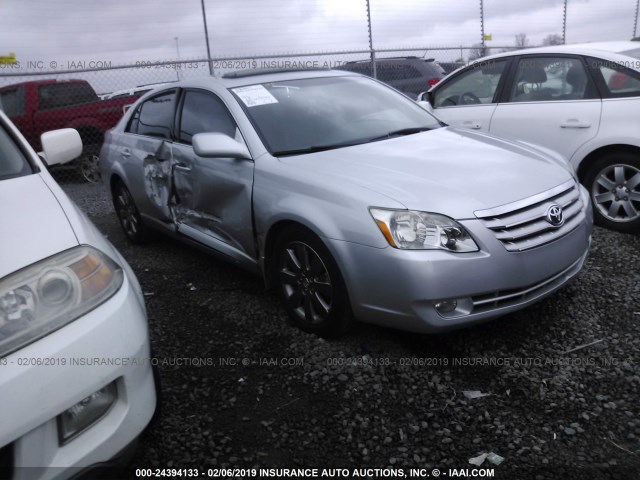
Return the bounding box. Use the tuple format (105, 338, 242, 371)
(64, 182, 640, 480)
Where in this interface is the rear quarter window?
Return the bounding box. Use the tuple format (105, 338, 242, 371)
(38, 82, 98, 110)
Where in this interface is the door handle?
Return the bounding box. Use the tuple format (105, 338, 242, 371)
(121, 148, 131, 158)
(462, 121, 482, 130)
(560, 119, 591, 129)
(174, 163, 192, 172)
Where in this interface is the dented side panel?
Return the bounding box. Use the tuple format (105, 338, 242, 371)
(170, 143, 256, 261)
(142, 140, 173, 220)
(121, 136, 175, 223)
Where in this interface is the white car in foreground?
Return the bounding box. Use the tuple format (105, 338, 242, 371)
(421, 41, 640, 232)
(0, 111, 156, 479)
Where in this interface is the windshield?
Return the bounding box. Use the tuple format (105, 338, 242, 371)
(231, 75, 441, 156)
(0, 123, 31, 181)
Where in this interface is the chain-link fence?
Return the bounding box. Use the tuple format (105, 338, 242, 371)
(2, 45, 525, 187)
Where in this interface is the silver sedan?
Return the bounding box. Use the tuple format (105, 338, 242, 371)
(100, 69, 592, 336)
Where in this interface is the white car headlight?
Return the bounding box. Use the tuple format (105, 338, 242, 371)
(370, 208, 479, 252)
(0, 246, 123, 358)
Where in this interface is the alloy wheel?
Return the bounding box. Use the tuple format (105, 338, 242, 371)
(80, 154, 101, 183)
(116, 186, 139, 238)
(279, 241, 333, 325)
(591, 163, 640, 223)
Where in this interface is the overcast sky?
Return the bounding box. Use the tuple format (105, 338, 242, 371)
(0, 0, 637, 92)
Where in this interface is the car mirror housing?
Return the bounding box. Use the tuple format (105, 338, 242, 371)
(416, 100, 434, 113)
(40, 128, 83, 166)
(192, 132, 251, 160)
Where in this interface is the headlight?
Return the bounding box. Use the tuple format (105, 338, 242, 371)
(370, 208, 479, 252)
(0, 246, 123, 358)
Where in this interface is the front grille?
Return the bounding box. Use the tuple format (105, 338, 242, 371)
(471, 254, 584, 313)
(0, 443, 14, 480)
(475, 179, 585, 252)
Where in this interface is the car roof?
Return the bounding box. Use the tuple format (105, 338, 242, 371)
(168, 68, 359, 91)
(480, 41, 640, 61)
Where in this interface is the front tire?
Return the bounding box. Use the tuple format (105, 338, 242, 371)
(583, 152, 640, 233)
(113, 181, 151, 244)
(275, 227, 353, 337)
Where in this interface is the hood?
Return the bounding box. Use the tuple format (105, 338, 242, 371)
(280, 127, 574, 219)
(0, 174, 78, 278)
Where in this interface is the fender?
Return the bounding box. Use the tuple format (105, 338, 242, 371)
(570, 135, 640, 171)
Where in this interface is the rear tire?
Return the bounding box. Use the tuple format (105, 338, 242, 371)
(113, 181, 151, 244)
(583, 152, 640, 233)
(274, 227, 353, 338)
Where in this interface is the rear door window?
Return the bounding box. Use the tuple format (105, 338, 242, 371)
(131, 90, 177, 139)
(508, 56, 598, 102)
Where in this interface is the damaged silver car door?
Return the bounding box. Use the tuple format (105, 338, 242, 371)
(170, 89, 256, 266)
(126, 90, 178, 223)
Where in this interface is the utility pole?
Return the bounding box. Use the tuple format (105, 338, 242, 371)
(562, 0, 568, 44)
(174, 37, 181, 81)
(201, 0, 213, 75)
(366, 0, 376, 79)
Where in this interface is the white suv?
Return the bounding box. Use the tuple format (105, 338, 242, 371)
(0, 111, 156, 479)
(422, 41, 640, 232)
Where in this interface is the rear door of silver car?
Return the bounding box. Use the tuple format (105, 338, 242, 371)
(122, 89, 178, 224)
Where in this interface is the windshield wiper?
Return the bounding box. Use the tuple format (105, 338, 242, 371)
(272, 127, 434, 157)
(368, 126, 433, 142)
(273, 140, 365, 157)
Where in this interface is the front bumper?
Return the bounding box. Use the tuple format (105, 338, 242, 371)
(0, 266, 156, 480)
(328, 192, 593, 333)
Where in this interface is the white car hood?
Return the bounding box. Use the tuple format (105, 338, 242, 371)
(0, 174, 78, 278)
(281, 127, 574, 219)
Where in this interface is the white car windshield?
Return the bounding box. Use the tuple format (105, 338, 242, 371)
(231, 75, 442, 156)
(0, 124, 31, 181)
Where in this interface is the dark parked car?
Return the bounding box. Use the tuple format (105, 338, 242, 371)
(338, 57, 445, 97)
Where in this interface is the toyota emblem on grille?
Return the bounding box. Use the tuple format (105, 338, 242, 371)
(545, 204, 564, 227)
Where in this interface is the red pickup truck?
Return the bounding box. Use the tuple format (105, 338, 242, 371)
(0, 79, 139, 182)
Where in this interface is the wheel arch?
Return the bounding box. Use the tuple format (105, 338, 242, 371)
(262, 219, 323, 289)
(576, 144, 640, 183)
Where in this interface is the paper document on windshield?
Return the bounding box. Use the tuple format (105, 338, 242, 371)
(233, 85, 278, 107)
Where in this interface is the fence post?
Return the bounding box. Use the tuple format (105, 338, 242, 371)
(634, 0, 639, 39)
(562, 0, 568, 44)
(366, 0, 377, 79)
(479, 0, 485, 48)
(201, 0, 214, 75)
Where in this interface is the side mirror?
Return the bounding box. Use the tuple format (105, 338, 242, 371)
(416, 91, 429, 102)
(40, 128, 83, 166)
(192, 132, 251, 160)
(416, 100, 434, 113)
